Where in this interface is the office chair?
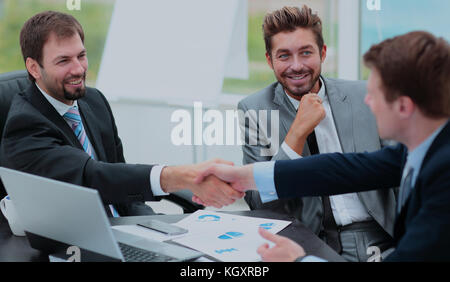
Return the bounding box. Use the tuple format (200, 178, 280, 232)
(0, 70, 202, 213)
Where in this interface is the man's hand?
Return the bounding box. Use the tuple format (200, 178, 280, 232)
(285, 93, 326, 155)
(192, 163, 256, 206)
(257, 227, 306, 262)
(160, 159, 244, 208)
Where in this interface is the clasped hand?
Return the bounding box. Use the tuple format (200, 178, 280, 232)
(190, 161, 306, 262)
(191, 162, 256, 206)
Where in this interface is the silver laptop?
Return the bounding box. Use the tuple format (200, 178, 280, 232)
(0, 167, 202, 262)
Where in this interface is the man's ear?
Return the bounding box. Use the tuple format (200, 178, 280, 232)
(265, 52, 274, 70)
(397, 95, 415, 119)
(26, 57, 41, 81)
(320, 44, 327, 63)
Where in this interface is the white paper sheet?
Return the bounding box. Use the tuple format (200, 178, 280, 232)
(172, 211, 292, 262)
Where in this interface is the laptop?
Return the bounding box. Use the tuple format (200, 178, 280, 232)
(0, 167, 202, 262)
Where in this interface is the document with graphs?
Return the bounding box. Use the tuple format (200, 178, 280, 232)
(172, 210, 291, 262)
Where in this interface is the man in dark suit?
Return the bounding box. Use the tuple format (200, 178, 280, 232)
(0, 11, 243, 217)
(194, 31, 450, 261)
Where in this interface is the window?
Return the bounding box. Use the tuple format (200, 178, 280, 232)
(360, 0, 450, 79)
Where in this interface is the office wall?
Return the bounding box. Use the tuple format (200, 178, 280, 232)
(109, 101, 244, 167)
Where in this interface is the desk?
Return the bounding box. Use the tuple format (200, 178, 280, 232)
(0, 210, 345, 262)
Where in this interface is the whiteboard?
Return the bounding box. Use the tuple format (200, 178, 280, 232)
(96, 0, 248, 106)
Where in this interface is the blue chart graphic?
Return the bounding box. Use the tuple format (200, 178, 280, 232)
(215, 248, 238, 254)
(197, 214, 221, 222)
(218, 232, 244, 240)
(259, 223, 275, 230)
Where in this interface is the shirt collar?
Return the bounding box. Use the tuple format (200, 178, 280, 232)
(35, 83, 78, 116)
(284, 77, 325, 111)
(405, 119, 449, 185)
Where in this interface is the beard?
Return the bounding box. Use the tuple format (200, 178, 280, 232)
(63, 80, 86, 101)
(41, 70, 87, 102)
(280, 67, 321, 98)
(63, 73, 87, 100)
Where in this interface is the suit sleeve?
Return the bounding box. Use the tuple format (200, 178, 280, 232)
(1, 101, 156, 206)
(273, 144, 405, 198)
(239, 100, 299, 208)
(238, 101, 292, 164)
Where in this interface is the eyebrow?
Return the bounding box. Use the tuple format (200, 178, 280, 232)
(275, 45, 315, 55)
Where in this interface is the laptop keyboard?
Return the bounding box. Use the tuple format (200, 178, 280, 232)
(118, 242, 177, 262)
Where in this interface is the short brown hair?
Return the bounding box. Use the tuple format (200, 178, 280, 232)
(263, 5, 324, 56)
(20, 11, 85, 82)
(364, 31, 450, 118)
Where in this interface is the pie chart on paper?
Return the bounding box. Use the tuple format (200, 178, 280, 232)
(197, 214, 221, 222)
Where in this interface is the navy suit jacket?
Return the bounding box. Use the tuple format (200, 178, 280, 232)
(274, 122, 450, 261)
(1, 84, 157, 216)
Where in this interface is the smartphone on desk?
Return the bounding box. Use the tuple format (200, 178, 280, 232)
(137, 219, 188, 236)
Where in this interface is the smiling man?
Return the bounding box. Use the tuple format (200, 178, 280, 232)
(1, 11, 243, 217)
(237, 6, 397, 261)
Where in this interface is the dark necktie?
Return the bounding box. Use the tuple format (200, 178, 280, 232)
(398, 167, 414, 214)
(307, 131, 342, 253)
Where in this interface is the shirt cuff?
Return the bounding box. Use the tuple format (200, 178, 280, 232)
(253, 161, 278, 203)
(281, 141, 303, 160)
(150, 165, 169, 196)
(298, 255, 328, 262)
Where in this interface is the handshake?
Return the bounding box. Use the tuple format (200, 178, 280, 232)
(160, 159, 256, 208)
(160, 159, 307, 262)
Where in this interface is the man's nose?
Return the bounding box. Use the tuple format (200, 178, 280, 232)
(70, 58, 86, 76)
(290, 56, 304, 72)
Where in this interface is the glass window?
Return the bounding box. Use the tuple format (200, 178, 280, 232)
(360, 0, 450, 79)
(222, 0, 339, 95)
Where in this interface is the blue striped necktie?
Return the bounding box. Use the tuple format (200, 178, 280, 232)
(63, 106, 95, 160)
(63, 106, 120, 217)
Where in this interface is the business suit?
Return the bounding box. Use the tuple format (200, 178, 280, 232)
(238, 77, 397, 240)
(273, 121, 450, 261)
(0, 83, 156, 216)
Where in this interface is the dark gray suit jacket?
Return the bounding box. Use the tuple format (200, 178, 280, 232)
(0, 84, 156, 216)
(238, 77, 397, 237)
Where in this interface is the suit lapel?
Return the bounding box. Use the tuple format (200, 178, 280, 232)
(324, 78, 355, 153)
(26, 84, 84, 151)
(26, 84, 107, 161)
(78, 99, 107, 161)
(272, 83, 296, 141)
(394, 121, 450, 240)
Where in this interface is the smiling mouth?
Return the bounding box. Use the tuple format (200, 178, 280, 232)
(286, 73, 309, 81)
(67, 79, 82, 85)
(64, 75, 85, 87)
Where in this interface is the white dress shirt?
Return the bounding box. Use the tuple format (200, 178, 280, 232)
(35, 83, 169, 205)
(280, 78, 372, 226)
